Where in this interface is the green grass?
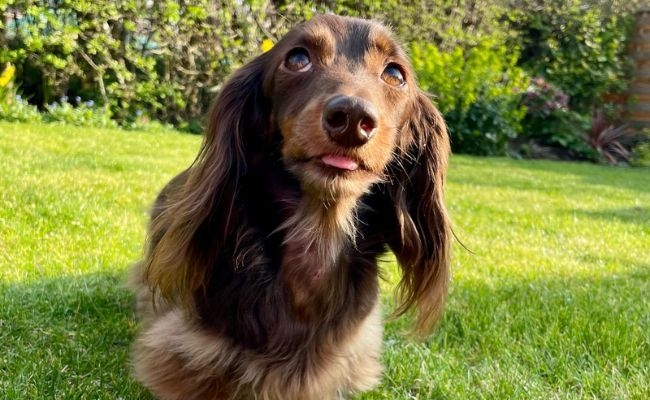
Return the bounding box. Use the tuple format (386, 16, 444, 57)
(1, 121, 648, 399)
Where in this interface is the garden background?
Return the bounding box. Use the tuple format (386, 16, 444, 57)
(1, 0, 649, 162)
(1, 1, 649, 399)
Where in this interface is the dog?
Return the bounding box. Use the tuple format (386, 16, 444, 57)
(131, 14, 451, 400)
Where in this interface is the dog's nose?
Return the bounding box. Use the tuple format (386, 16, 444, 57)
(322, 95, 379, 147)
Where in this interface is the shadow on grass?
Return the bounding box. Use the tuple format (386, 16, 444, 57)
(0, 272, 152, 400)
(572, 206, 650, 226)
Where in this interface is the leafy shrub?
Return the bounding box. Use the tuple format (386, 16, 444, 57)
(43, 97, 117, 128)
(0, 63, 41, 122)
(588, 110, 650, 165)
(0, 0, 643, 163)
(517, 77, 596, 160)
(586, 109, 645, 165)
(507, 0, 636, 113)
(0, 94, 42, 123)
(631, 139, 650, 167)
(1, 61, 117, 127)
(411, 39, 527, 155)
(1, 1, 288, 126)
(505, 1, 641, 163)
(0, 0, 518, 132)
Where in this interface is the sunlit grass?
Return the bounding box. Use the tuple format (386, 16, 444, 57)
(1, 122, 648, 399)
(369, 157, 649, 400)
(1, 122, 198, 399)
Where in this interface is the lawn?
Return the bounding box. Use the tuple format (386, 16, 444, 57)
(1, 121, 648, 399)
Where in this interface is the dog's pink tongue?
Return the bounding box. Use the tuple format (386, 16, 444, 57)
(321, 155, 358, 171)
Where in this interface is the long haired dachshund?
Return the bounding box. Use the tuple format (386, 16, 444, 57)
(131, 14, 451, 400)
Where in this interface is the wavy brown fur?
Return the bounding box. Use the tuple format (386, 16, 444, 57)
(131, 14, 451, 400)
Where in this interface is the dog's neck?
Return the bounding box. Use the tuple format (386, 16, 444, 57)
(279, 194, 361, 320)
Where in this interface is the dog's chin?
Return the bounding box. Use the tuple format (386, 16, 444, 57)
(287, 157, 381, 201)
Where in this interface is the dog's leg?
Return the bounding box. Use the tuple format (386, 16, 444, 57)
(342, 301, 384, 395)
(133, 311, 238, 400)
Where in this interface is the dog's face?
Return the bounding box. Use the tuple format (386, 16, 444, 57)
(262, 15, 417, 199)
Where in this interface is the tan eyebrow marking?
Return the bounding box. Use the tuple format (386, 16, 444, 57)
(297, 22, 338, 63)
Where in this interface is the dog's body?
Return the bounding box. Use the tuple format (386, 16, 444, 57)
(131, 15, 451, 400)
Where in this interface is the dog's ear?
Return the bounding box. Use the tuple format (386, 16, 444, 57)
(142, 53, 272, 308)
(387, 91, 452, 335)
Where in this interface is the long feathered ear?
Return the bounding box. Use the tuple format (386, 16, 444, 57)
(387, 90, 452, 335)
(142, 54, 271, 308)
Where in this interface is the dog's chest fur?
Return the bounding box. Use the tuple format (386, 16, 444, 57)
(135, 168, 388, 399)
(194, 166, 386, 351)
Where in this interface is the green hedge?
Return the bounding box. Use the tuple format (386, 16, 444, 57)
(1, 1, 289, 128)
(0, 0, 644, 158)
(412, 38, 527, 155)
(0, 1, 508, 128)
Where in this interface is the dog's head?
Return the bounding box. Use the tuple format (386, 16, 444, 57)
(261, 15, 419, 199)
(146, 15, 451, 334)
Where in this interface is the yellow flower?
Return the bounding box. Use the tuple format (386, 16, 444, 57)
(260, 39, 274, 53)
(0, 63, 15, 88)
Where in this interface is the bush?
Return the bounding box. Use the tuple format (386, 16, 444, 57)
(0, 63, 41, 122)
(0, 0, 515, 132)
(43, 97, 117, 128)
(0, 1, 644, 162)
(507, 0, 637, 113)
(411, 38, 527, 155)
(0, 94, 42, 123)
(1, 1, 292, 126)
(516, 77, 597, 160)
(586, 109, 647, 165)
(631, 139, 650, 167)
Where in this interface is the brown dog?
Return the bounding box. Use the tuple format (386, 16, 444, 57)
(131, 14, 451, 400)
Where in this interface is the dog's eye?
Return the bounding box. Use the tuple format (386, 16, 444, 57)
(285, 48, 312, 72)
(381, 63, 405, 87)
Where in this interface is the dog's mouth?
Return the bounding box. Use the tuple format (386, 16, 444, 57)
(289, 153, 376, 179)
(285, 152, 383, 198)
(319, 154, 359, 171)
(309, 153, 376, 178)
